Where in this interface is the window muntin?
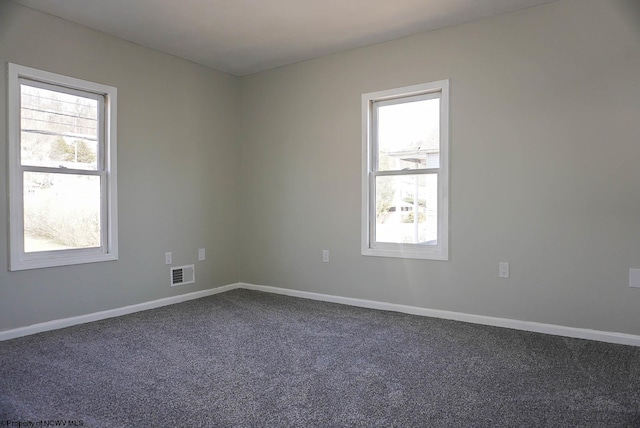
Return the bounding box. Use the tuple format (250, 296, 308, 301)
(8, 64, 118, 270)
(362, 80, 449, 260)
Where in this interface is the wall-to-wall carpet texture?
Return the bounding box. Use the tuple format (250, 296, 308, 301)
(2, 290, 639, 426)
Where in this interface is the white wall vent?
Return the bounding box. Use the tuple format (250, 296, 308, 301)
(170, 264, 195, 287)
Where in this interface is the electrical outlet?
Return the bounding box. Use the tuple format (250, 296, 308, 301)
(198, 248, 206, 261)
(630, 269, 640, 288)
(498, 262, 509, 278)
(165, 252, 172, 265)
(322, 250, 329, 263)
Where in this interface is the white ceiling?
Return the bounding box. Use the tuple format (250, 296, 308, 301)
(11, 0, 557, 76)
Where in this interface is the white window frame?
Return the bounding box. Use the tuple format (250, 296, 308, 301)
(8, 63, 118, 270)
(361, 80, 449, 260)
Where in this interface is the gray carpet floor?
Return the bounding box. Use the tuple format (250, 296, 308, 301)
(1, 289, 639, 427)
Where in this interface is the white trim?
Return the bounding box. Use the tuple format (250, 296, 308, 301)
(239, 283, 640, 347)
(0, 283, 241, 341)
(361, 80, 450, 261)
(7, 63, 118, 271)
(3, 282, 639, 347)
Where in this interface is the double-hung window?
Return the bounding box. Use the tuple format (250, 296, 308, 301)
(362, 80, 449, 260)
(8, 63, 118, 270)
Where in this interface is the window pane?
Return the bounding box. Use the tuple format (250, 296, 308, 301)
(20, 84, 98, 170)
(24, 172, 101, 252)
(377, 97, 439, 171)
(375, 174, 437, 245)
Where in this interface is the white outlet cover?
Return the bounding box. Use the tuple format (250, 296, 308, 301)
(629, 269, 640, 288)
(165, 252, 172, 265)
(322, 250, 329, 263)
(198, 248, 206, 261)
(498, 262, 509, 278)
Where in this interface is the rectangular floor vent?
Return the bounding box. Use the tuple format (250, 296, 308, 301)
(170, 264, 195, 287)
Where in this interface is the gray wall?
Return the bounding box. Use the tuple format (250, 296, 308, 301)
(0, 1, 240, 330)
(239, 0, 640, 335)
(2, 0, 640, 336)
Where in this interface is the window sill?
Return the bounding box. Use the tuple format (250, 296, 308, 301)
(10, 251, 118, 271)
(361, 246, 448, 261)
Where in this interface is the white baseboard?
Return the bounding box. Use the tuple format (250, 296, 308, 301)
(3, 281, 639, 347)
(0, 283, 241, 341)
(239, 282, 640, 347)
